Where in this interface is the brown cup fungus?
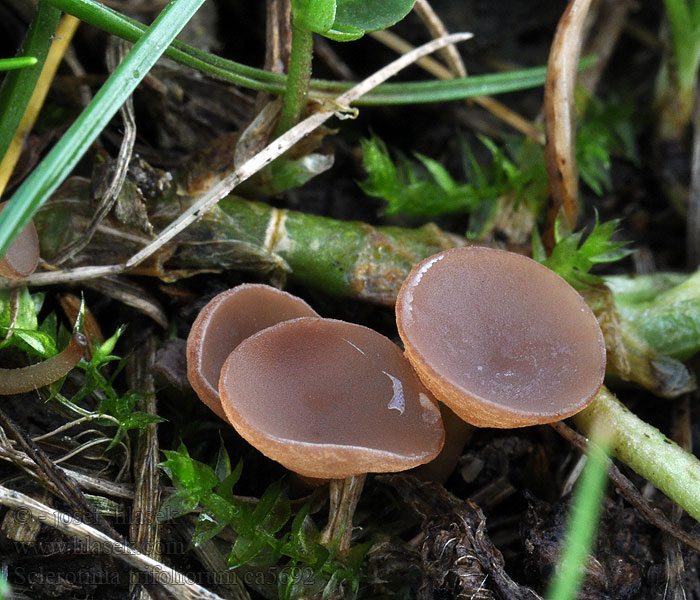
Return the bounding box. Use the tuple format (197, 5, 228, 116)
(186, 284, 318, 419)
(0, 201, 40, 279)
(396, 246, 606, 428)
(218, 317, 445, 480)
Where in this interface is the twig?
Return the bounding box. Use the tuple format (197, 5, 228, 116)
(0, 446, 134, 498)
(376, 4, 543, 143)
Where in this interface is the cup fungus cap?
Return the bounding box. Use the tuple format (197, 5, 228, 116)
(0, 201, 39, 279)
(396, 246, 606, 428)
(219, 317, 445, 479)
(186, 284, 318, 419)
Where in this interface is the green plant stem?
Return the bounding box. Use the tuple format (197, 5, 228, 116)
(0, 0, 60, 162)
(574, 387, 700, 523)
(276, 23, 314, 134)
(0, 0, 206, 260)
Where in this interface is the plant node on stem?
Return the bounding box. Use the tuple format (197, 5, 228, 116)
(275, 21, 314, 134)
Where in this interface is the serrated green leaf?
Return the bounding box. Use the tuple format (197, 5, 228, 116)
(260, 493, 292, 535)
(252, 480, 284, 527)
(92, 326, 125, 363)
(159, 443, 218, 492)
(0, 329, 57, 357)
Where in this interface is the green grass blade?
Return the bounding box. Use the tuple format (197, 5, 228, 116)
(0, 0, 206, 260)
(0, 1, 60, 162)
(545, 423, 611, 600)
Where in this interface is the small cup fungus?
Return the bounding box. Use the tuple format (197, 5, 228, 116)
(396, 246, 606, 428)
(186, 284, 318, 419)
(0, 201, 40, 279)
(218, 316, 445, 479)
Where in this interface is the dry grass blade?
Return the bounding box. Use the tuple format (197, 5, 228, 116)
(0, 484, 225, 600)
(544, 0, 593, 244)
(51, 38, 137, 266)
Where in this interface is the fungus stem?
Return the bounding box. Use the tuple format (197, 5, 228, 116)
(320, 473, 366, 556)
(574, 386, 700, 523)
(0, 332, 88, 395)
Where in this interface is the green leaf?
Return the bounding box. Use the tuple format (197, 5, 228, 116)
(216, 459, 243, 501)
(160, 443, 218, 492)
(292, 0, 336, 34)
(191, 512, 228, 546)
(214, 437, 231, 482)
(158, 490, 199, 522)
(229, 535, 268, 567)
(334, 0, 415, 32)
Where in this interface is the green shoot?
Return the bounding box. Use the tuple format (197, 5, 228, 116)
(532, 216, 632, 289)
(72, 327, 164, 447)
(545, 421, 611, 600)
(159, 443, 369, 598)
(359, 95, 635, 232)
